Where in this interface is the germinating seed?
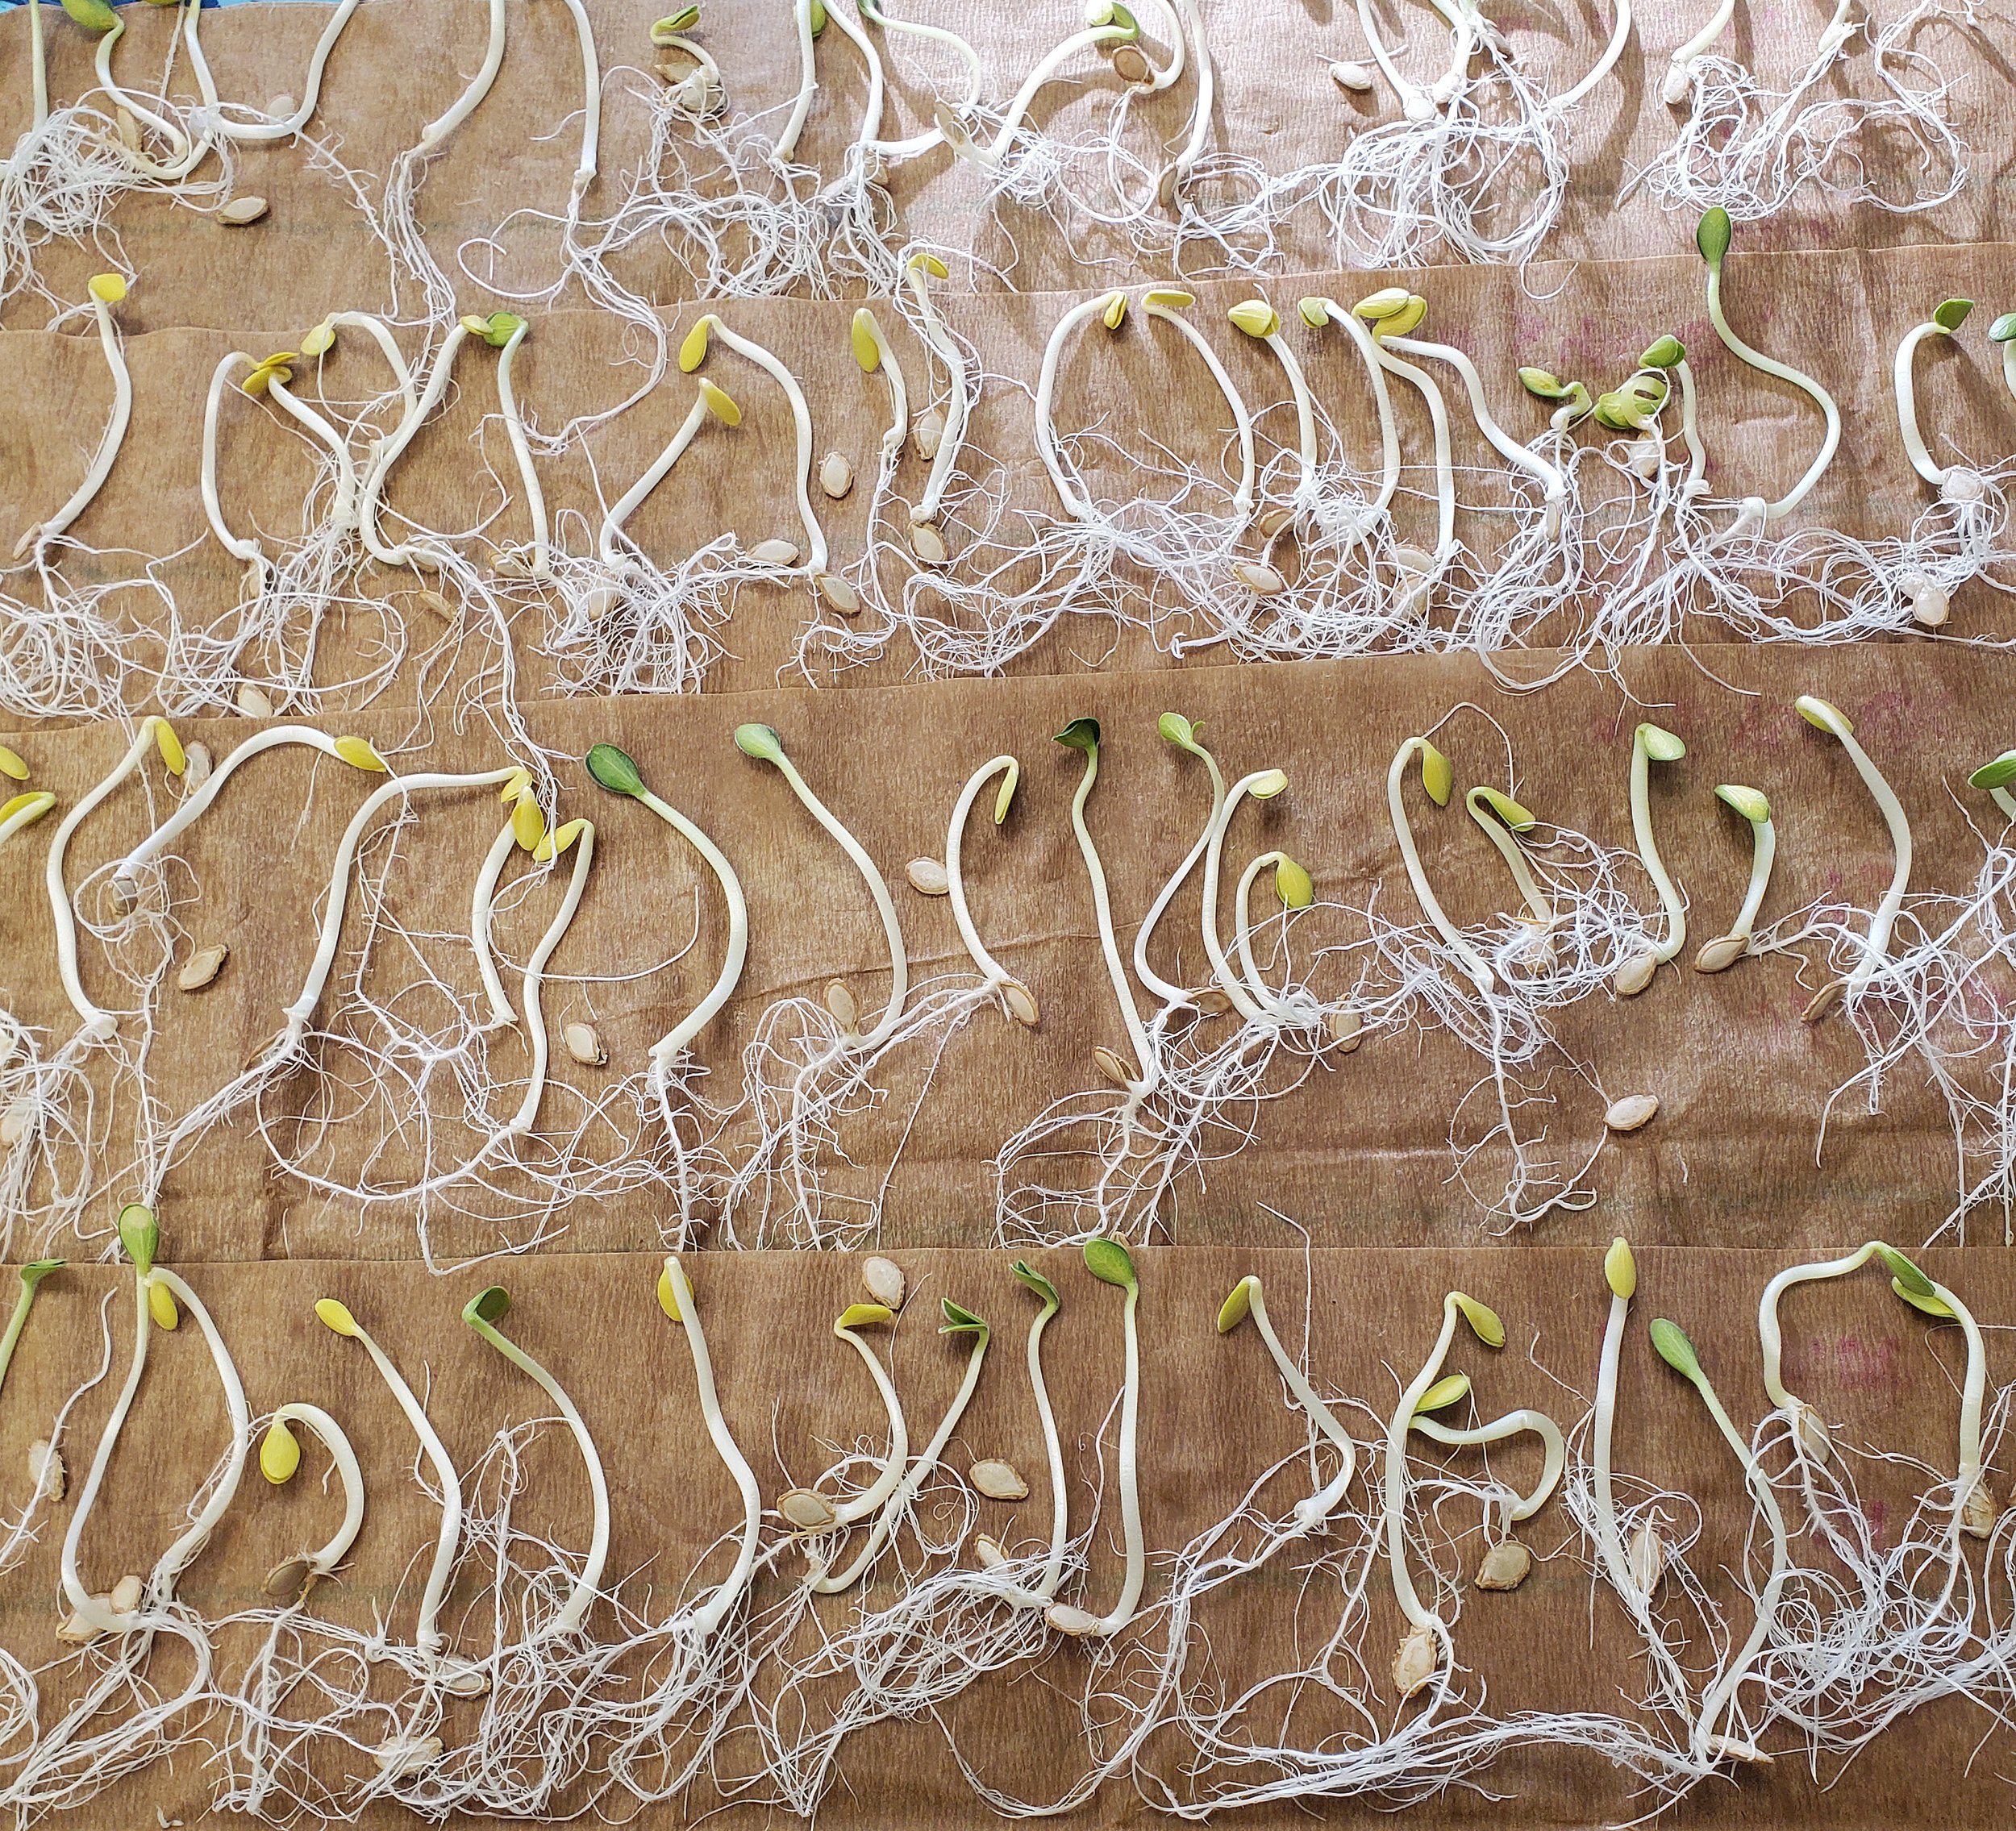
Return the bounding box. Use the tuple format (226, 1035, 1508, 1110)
(779, 1488, 837, 1530)
(817, 572, 861, 614)
(1002, 980, 1039, 1026)
(1693, 933, 1747, 973)
(909, 521, 948, 564)
(1092, 1045, 1134, 1088)
(748, 538, 800, 567)
(824, 980, 860, 1032)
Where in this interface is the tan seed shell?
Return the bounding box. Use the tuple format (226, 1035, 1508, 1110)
(1613, 951, 1658, 997)
(373, 1736, 444, 1778)
(56, 1605, 105, 1644)
(1693, 933, 1747, 973)
(181, 741, 213, 790)
(235, 682, 275, 718)
(582, 584, 620, 621)
(1963, 1479, 1999, 1539)
(778, 1487, 837, 1531)
(818, 452, 854, 499)
(115, 108, 140, 151)
(914, 409, 945, 461)
(974, 1533, 1006, 1567)
(1392, 1624, 1437, 1697)
(824, 980, 860, 1032)
(413, 589, 456, 620)
(748, 538, 801, 567)
(1257, 504, 1296, 539)
(1604, 1093, 1659, 1133)
(906, 856, 951, 896)
(1475, 1538, 1531, 1591)
(27, 1440, 63, 1500)
(816, 572, 861, 614)
(1046, 1603, 1102, 1637)
(1911, 581, 1951, 627)
(1628, 437, 1661, 479)
(1231, 559, 1287, 596)
(1092, 1045, 1135, 1089)
(1194, 988, 1234, 1017)
(1801, 979, 1845, 1023)
(861, 1255, 906, 1309)
(178, 944, 229, 992)
(1002, 980, 1039, 1027)
(1, 1102, 35, 1148)
(1392, 544, 1435, 577)
(264, 1556, 313, 1600)
(219, 195, 269, 226)
(563, 1022, 605, 1067)
(1111, 44, 1152, 83)
(1627, 1520, 1664, 1596)
(1326, 1007, 1363, 1051)
(110, 1574, 144, 1615)
(1329, 58, 1376, 91)
(970, 1459, 1029, 1500)
(909, 520, 949, 565)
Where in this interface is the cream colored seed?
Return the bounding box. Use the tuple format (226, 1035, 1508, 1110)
(268, 94, 296, 117)
(115, 109, 140, 151)
(373, 1737, 444, 1779)
(1613, 951, 1658, 997)
(582, 584, 620, 622)
(27, 1440, 62, 1500)
(778, 1488, 837, 1531)
(181, 742, 213, 790)
(818, 452, 854, 499)
(1627, 1519, 1664, 1595)
(1693, 933, 1747, 973)
(909, 521, 948, 565)
(110, 1574, 144, 1615)
(1329, 59, 1376, 91)
(1231, 559, 1287, 596)
(1111, 44, 1152, 83)
(1475, 1538, 1531, 1590)
(1256, 505, 1295, 539)
(563, 1022, 606, 1067)
(1194, 988, 1234, 1017)
(824, 980, 860, 1033)
(1092, 1045, 1135, 1088)
(1392, 545, 1435, 577)
(1604, 1093, 1659, 1133)
(218, 196, 270, 226)
(235, 682, 275, 718)
(1392, 1625, 1436, 1697)
(1964, 1479, 1999, 1538)
(970, 1459, 1028, 1500)
(748, 538, 801, 568)
(817, 572, 861, 615)
(906, 857, 950, 896)
(1, 1102, 35, 1148)
(861, 1255, 906, 1309)
(414, 589, 456, 620)
(914, 409, 945, 461)
(1801, 980, 1844, 1023)
(178, 944, 230, 992)
(1002, 980, 1039, 1026)
(56, 1604, 106, 1644)
(1046, 1603, 1102, 1637)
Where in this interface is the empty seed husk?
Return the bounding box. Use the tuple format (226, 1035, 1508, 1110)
(906, 857, 951, 896)
(1329, 58, 1376, 90)
(1801, 979, 1845, 1023)
(1627, 1519, 1664, 1595)
(1392, 544, 1435, 577)
(1092, 1045, 1135, 1088)
(110, 1573, 144, 1615)
(1693, 933, 1747, 973)
(1231, 559, 1287, 596)
(178, 944, 229, 992)
(974, 1533, 1006, 1567)
(1111, 43, 1152, 83)
(235, 682, 275, 718)
(914, 409, 945, 460)
(818, 452, 855, 499)
(1194, 988, 1235, 1017)
(1910, 581, 1951, 627)
(1963, 1479, 1999, 1538)
(778, 1488, 837, 1531)
(1257, 504, 1296, 539)
(1046, 1604, 1102, 1637)
(861, 1255, 906, 1309)
(816, 572, 861, 614)
(181, 742, 213, 790)
(1001, 979, 1039, 1027)
(56, 1604, 106, 1644)
(563, 1022, 606, 1067)
(1613, 951, 1658, 997)
(268, 94, 296, 117)
(582, 584, 620, 621)
(264, 1556, 314, 1601)
(1325, 1007, 1364, 1051)
(373, 1737, 444, 1778)
(970, 1459, 1028, 1500)
(413, 588, 456, 620)
(1392, 1624, 1437, 1698)
(748, 538, 801, 568)
(1, 1102, 35, 1147)
(1604, 1093, 1659, 1133)
(824, 980, 860, 1033)
(218, 195, 269, 226)
(115, 108, 140, 151)
(27, 1440, 62, 1500)
(909, 521, 948, 565)
(1475, 1538, 1531, 1591)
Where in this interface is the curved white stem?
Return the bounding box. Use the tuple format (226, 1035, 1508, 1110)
(636, 788, 748, 1073)
(943, 756, 1020, 994)
(419, 0, 507, 148)
(264, 1403, 367, 1578)
(16, 287, 130, 560)
(1705, 256, 1839, 522)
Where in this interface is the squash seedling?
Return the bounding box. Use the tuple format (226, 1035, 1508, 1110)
(1217, 1274, 1356, 1531)
(15, 275, 131, 563)
(1694, 785, 1774, 972)
(1793, 695, 1910, 1011)
(1614, 722, 1688, 997)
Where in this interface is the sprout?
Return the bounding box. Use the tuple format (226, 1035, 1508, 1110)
(1793, 694, 1912, 1005)
(943, 755, 1035, 1022)
(1893, 298, 1985, 515)
(1695, 784, 1775, 972)
(1614, 722, 1688, 997)
(1971, 750, 2016, 823)
(1217, 1272, 1358, 1533)
(595, 376, 744, 579)
(1388, 736, 1495, 994)
(1046, 1239, 1144, 1637)
(1649, 1312, 1791, 1765)
(13, 272, 132, 562)
(460, 1285, 610, 1638)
